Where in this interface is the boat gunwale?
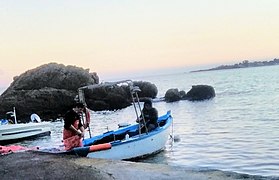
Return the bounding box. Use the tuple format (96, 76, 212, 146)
(83, 111, 172, 147)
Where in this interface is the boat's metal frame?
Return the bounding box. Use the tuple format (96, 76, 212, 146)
(78, 80, 149, 135)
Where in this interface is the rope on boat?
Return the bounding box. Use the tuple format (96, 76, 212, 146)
(170, 117, 174, 147)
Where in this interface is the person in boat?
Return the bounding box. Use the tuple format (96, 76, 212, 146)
(7, 117, 14, 124)
(6, 112, 14, 124)
(136, 99, 159, 133)
(63, 102, 85, 150)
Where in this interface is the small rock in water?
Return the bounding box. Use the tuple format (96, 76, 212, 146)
(173, 135, 180, 142)
(169, 135, 180, 142)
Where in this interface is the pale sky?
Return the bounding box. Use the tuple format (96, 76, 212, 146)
(0, 0, 278, 89)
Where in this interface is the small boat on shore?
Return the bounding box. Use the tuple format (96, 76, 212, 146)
(0, 122, 52, 145)
(62, 80, 173, 160)
(82, 110, 172, 160)
(0, 108, 51, 145)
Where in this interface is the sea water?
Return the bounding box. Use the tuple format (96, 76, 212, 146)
(17, 65, 279, 178)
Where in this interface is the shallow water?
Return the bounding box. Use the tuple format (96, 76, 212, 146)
(14, 65, 279, 178)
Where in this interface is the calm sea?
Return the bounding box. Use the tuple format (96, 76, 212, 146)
(18, 65, 279, 178)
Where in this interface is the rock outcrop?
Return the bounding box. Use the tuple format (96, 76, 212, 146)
(133, 81, 158, 99)
(84, 84, 132, 111)
(0, 64, 158, 120)
(185, 85, 215, 101)
(164, 85, 215, 102)
(0, 63, 99, 121)
(84, 81, 158, 111)
(164, 88, 184, 102)
(0, 151, 257, 180)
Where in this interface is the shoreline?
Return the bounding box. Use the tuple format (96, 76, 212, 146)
(0, 151, 273, 180)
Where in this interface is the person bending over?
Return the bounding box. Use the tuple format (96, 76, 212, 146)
(63, 102, 85, 150)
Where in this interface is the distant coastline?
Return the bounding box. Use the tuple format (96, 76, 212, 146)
(190, 58, 279, 73)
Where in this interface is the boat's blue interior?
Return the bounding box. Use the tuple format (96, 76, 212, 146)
(0, 119, 9, 125)
(83, 110, 171, 146)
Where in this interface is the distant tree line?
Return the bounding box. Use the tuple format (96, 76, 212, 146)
(191, 58, 279, 72)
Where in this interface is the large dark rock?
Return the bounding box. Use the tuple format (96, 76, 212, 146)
(164, 85, 215, 102)
(0, 151, 251, 180)
(0, 63, 99, 121)
(5, 63, 99, 92)
(84, 85, 131, 111)
(133, 81, 158, 99)
(185, 85, 215, 101)
(164, 88, 185, 102)
(84, 81, 158, 111)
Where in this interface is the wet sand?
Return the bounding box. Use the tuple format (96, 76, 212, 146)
(0, 151, 272, 180)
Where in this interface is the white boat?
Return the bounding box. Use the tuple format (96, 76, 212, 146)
(63, 80, 173, 160)
(0, 122, 52, 144)
(0, 109, 51, 145)
(83, 111, 172, 160)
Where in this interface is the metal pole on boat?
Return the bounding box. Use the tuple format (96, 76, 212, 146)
(13, 107, 17, 124)
(87, 117, 92, 138)
(81, 113, 85, 140)
(78, 88, 92, 138)
(134, 92, 148, 134)
(129, 85, 142, 134)
(130, 85, 148, 135)
(81, 110, 91, 138)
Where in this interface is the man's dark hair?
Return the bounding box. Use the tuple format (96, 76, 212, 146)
(75, 102, 85, 108)
(144, 99, 152, 106)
